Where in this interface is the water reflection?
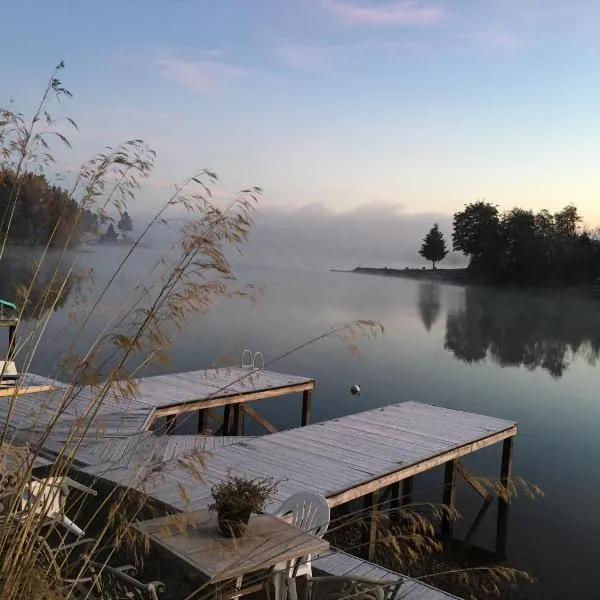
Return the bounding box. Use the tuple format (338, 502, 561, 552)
(444, 286, 600, 378)
(417, 282, 441, 332)
(0, 250, 80, 321)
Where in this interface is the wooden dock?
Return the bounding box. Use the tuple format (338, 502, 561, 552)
(2, 367, 518, 600)
(0, 367, 314, 441)
(75, 401, 517, 562)
(130, 367, 314, 433)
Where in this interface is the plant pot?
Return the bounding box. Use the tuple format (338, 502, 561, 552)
(217, 508, 251, 538)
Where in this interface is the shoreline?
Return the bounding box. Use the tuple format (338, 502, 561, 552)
(333, 266, 600, 296)
(333, 266, 471, 284)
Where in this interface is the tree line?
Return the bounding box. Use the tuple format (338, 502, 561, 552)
(419, 201, 600, 285)
(0, 168, 97, 246)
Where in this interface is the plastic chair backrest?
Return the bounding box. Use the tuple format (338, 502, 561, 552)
(274, 492, 330, 538)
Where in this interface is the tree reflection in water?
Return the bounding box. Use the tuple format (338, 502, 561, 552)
(0, 250, 81, 321)
(444, 285, 600, 378)
(417, 282, 441, 333)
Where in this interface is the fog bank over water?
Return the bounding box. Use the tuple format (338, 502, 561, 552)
(135, 202, 466, 270)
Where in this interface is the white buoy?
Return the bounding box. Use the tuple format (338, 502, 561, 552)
(350, 384, 361, 396)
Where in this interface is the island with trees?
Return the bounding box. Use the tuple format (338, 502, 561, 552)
(350, 202, 600, 289)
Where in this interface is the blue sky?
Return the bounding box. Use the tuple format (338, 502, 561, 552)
(3, 0, 600, 224)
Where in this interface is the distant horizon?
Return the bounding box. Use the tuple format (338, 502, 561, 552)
(3, 1, 600, 223)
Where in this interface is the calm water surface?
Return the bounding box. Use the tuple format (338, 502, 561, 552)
(4, 247, 600, 600)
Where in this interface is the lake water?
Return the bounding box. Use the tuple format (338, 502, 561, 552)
(4, 246, 600, 600)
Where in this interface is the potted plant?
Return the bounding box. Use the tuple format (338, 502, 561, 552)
(209, 473, 278, 538)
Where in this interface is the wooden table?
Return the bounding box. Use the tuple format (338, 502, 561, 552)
(134, 509, 329, 594)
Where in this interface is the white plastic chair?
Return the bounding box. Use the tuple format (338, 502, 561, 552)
(20, 476, 96, 536)
(270, 492, 331, 600)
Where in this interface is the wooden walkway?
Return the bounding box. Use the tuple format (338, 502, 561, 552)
(79, 401, 516, 510)
(0, 367, 315, 441)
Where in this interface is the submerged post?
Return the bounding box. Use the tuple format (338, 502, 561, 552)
(301, 390, 312, 426)
(441, 460, 457, 545)
(496, 437, 514, 558)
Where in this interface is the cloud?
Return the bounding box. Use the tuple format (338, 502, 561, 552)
(132, 201, 464, 270)
(157, 57, 247, 93)
(238, 201, 462, 269)
(273, 38, 432, 71)
(274, 42, 333, 71)
(460, 31, 521, 51)
(322, 0, 446, 26)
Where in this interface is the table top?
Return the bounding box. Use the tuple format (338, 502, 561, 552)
(133, 509, 330, 583)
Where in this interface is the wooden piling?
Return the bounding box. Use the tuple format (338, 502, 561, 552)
(197, 409, 207, 434)
(361, 490, 380, 562)
(7, 325, 15, 359)
(301, 389, 312, 426)
(441, 460, 457, 543)
(232, 404, 242, 436)
(402, 477, 414, 506)
(390, 476, 413, 526)
(496, 437, 514, 558)
(165, 415, 176, 434)
(223, 405, 232, 436)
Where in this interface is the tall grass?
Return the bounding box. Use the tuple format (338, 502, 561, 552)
(0, 64, 537, 600)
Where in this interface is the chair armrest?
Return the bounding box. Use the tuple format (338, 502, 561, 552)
(114, 564, 138, 576)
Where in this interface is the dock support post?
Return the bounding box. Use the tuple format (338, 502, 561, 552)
(7, 325, 16, 359)
(361, 490, 380, 561)
(301, 390, 312, 426)
(390, 477, 414, 527)
(390, 482, 400, 514)
(402, 477, 414, 506)
(165, 415, 176, 434)
(441, 460, 457, 545)
(197, 410, 207, 434)
(496, 437, 514, 558)
(232, 404, 242, 436)
(223, 405, 232, 436)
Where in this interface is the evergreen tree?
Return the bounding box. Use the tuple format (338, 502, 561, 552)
(117, 211, 133, 237)
(419, 223, 448, 270)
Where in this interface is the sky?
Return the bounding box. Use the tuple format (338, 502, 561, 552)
(3, 0, 600, 233)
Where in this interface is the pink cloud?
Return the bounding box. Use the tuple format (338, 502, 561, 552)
(322, 0, 446, 26)
(157, 57, 248, 93)
(461, 31, 521, 51)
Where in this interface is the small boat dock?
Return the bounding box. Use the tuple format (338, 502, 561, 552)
(0, 366, 517, 599)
